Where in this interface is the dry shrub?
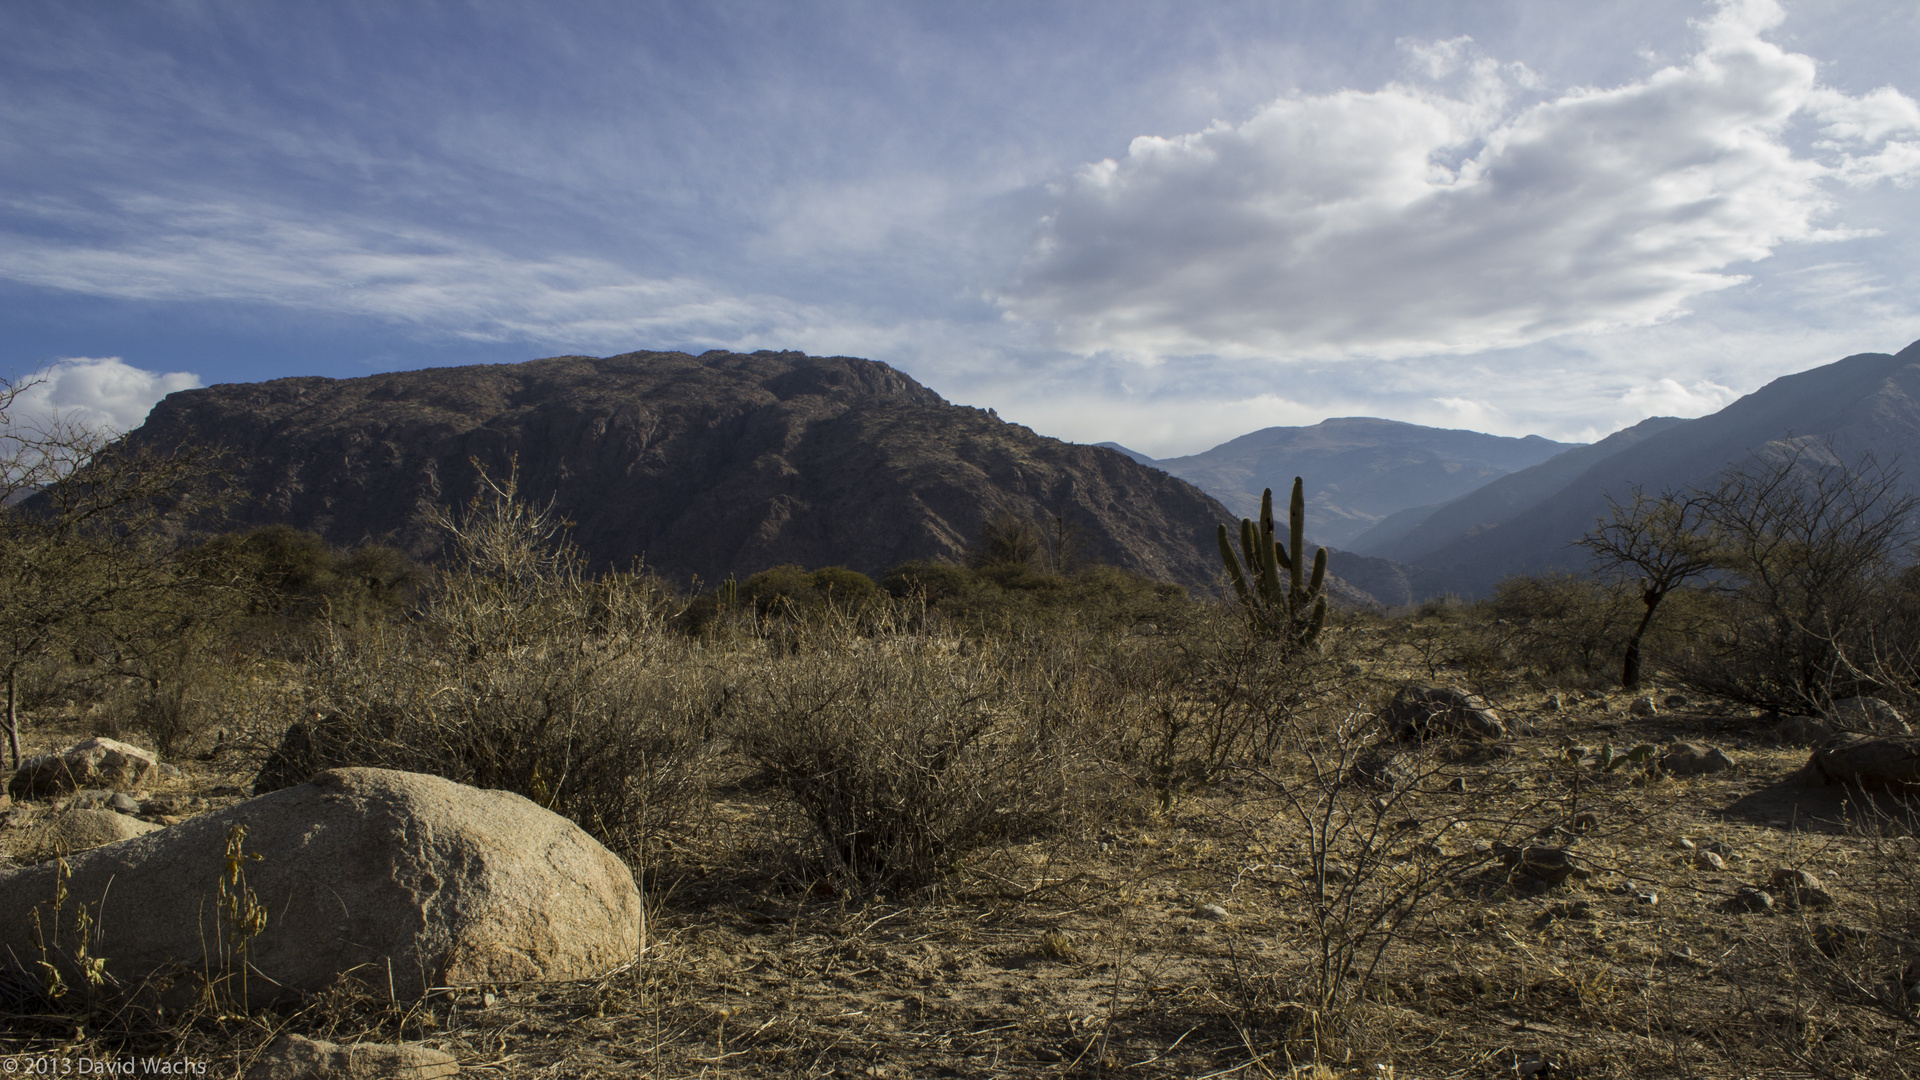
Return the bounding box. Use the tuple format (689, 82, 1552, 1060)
(254, 469, 718, 862)
(731, 617, 1070, 891)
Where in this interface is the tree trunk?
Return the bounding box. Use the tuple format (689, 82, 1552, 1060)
(1622, 588, 1665, 691)
(6, 665, 18, 773)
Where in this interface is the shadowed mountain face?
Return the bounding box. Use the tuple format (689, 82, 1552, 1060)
(127, 350, 1238, 589)
(1404, 340, 1920, 597)
(1136, 418, 1577, 549)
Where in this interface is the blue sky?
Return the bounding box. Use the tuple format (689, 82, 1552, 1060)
(4, 0, 1918, 455)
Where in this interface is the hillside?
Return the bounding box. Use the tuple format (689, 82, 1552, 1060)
(123, 350, 1239, 589)
(1410, 340, 1920, 596)
(1348, 416, 1690, 562)
(1135, 418, 1576, 548)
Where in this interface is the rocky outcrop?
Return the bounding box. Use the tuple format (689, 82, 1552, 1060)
(9, 807, 163, 862)
(123, 350, 1236, 589)
(244, 1034, 458, 1079)
(1807, 733, 1920, 794)
(9, 737, 161, 800)
(1383, 684, 1507, 741)
(0, 768, 639, 1003)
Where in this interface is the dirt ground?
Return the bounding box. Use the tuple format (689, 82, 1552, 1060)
(3, 691, 1916, 1079)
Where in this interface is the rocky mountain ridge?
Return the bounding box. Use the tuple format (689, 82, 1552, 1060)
(125, 350, 1241, 590)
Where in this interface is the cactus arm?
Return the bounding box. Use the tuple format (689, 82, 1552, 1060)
(1218, 524, 1254, 606)
(1307, 546, 1327, 599)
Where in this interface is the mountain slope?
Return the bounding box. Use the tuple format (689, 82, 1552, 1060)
(1412, 340, 1920, 596)
(1145, 418, 1577, 548)
(1350, 416, 1691, 562)
(125, 350, 1239, 589)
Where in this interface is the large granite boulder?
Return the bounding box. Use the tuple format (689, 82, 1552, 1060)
(1807, 733, 1920, 795)
(9, 738, 162, 800)
(0, 768, 640, 1003)
(9, 808, 163, 863)
(1383, 684, 1507, 741)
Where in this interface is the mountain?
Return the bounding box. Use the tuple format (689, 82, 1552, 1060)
(123, 350, 1240, 589)
(1348, 416, 1690, 562)
(1138, 418, 1578, 549)
(1094, 442, 1157, 466)
(1408, 340, 1920, 597)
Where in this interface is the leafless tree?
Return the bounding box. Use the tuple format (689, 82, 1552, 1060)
(1575, 486, 1719, 690)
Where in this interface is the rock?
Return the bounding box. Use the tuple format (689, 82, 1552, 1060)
(1727, 886, 1775, 913)
(1194, 903, 1229, 921)
(108, 792, 140, 814)
(1384, 684, 1507, 741)
(1825, 696, 1908, 734)
(1694, 850, 1726, 872)
(1494, 843, 1590, 886)
(0, 768, 640, 1003)
(8, 738, 160, 800)
(1664, 694, 1689, 708)
(1657, 743, 1735, 777)
(11, 808, 163, 862)
(1774, 714, 1834, 746)
(1806, 734, 1920, 794)
(1542, 693, 1562, 712)
(1350, 749, 1417, 791)
(1571, 811, 1599, 832)
(1766, 868, 1835, 910)
(1629, 696, 1657, 718)
(243, 1033, 457, 1079)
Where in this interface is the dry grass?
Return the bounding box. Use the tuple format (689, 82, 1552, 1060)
(3, 523, 1918, 1078)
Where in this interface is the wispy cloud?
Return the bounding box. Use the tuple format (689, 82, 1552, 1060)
(999, 0, 1920, 362)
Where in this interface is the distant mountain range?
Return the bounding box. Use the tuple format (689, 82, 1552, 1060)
(1384, 340, 1920, 598)
(108, 339, 1920, 607)
(1100, 418, 1576, 549)
(122, 351, 1240, 590)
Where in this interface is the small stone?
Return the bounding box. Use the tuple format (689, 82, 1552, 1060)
(1630, 696, 1657, 718)
(1766, 868, 1834, 910)
(1728, 886, 1775, 913)
(1572, 811, 1599, 832)
(1542, 694, 1563, 712)
(1673, 836, 1697, 851)
(1448, 776, 1469, 793)
(1664, 695, 1689, 708)
(1695, 851, 1726, 872)
(1636, 890, 1659, 906)
(242, 1033, 457, 1080)
(1195, 903, 1229, 921)
(107, 792, 139, 814)
(1495, 843, 1590, 886)
(1658, 743, 1736, 777)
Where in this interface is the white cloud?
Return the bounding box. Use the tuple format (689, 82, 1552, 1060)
(8, 357, 201, 434)
(1001, 0, 1920, 361)
(1618, 376, 1740, 416)
(0, 196, 837, 352)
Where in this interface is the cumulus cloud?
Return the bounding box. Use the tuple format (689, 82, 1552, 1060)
(7, 357, 201, 434)
(1001, 0, 1920, 361)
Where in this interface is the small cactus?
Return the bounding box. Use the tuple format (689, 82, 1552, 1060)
(1218, 478, 1328, 648)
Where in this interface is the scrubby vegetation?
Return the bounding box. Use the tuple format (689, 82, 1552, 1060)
(4, 393, 1919, 1076)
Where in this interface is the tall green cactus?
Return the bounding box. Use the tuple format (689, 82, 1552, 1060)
(1217, 477, 1329, 648)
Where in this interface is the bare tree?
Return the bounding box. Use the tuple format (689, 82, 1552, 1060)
(1682, 440, 1919, 711)
(1575, 486, 1719, 691)
(0, 375, 227, 767)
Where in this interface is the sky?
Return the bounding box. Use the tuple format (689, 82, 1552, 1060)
(4, 0, 1918, 456)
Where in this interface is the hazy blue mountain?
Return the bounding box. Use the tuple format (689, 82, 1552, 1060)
(1141, 418, 1578, 548)
(1409, 340, 1920, 597)
(1094, 441, 1158, 466)
(1349, 416, 1691, 562)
